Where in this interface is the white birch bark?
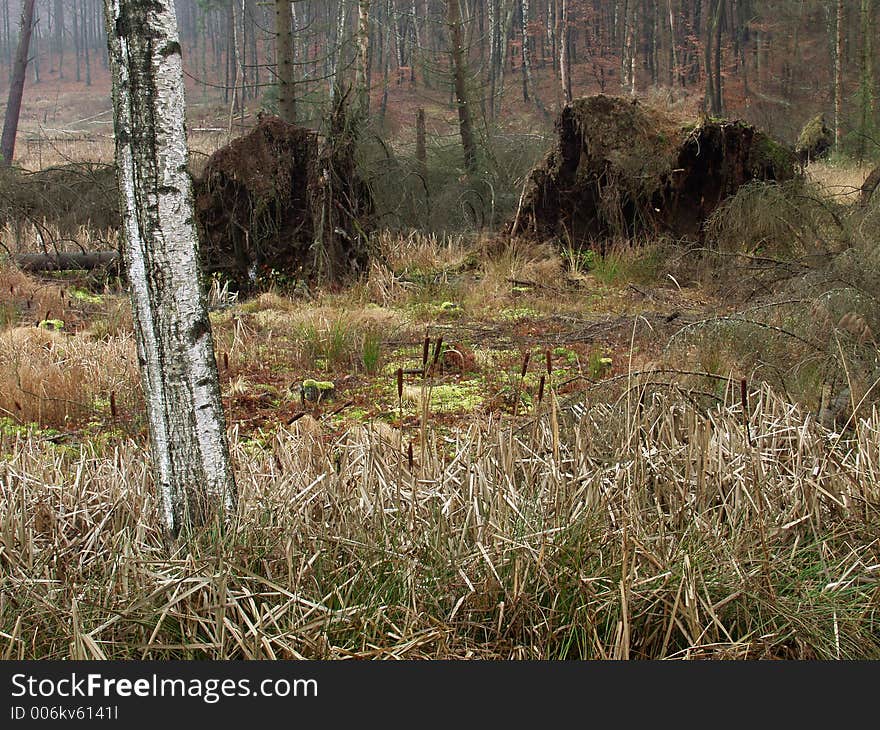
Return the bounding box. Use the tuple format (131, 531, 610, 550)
(103, 0, 236, 537)
(356, 0, 371, 112)
(331, 0, 348, 100)
(520, 0, 533, 101)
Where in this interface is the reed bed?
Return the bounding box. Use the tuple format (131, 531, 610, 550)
(1, 384, 878, 660)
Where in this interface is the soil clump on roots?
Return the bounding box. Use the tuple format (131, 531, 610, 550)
(194, 112, 373, 290)
(511, 95, 799, 246)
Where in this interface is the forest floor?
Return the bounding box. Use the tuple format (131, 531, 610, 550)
(1, 84, 879, 660)
(0, 231, 717, 441)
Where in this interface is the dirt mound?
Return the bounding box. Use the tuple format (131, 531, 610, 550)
(194, 112, 373, 290)
(511, 95, 799, 244)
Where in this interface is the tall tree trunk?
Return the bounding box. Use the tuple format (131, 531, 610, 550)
(667, 0, 678, 86)
(858, 0, 874, 160)
(54, 0, 64, 79)
(520, 0, 533, 101)
(249, 0, 259, 96)
(559, 0, 570, 103)
(496, 0, 516, 115)
(415, 106, 426, 177)
(82, 0, 91, 86)
(704, 0, 722, 115)
(0, 0, 36, 166)
(835, 0, 844, 147)
(625, 0, 636, 95)
(487, 0, 497, 118)
(275, 0, 296, 122)
(447, 0, 477, 173)
(712, 0, 722, 113)
(331, 0, 347, 101)
(4, 1, 11, 74)
(103, 0, 237, 538)
(73, 0, 81, 81)
(30, 2, 39, 83)
(380, 0, 390, 123)
(356, 0, 371, 113)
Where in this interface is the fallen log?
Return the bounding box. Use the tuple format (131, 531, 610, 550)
(13, 251, 119, 272)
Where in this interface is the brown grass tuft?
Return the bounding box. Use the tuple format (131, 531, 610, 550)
(1, 386, 877, 659)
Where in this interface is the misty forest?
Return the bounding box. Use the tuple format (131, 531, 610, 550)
(0, 0, 879, 659)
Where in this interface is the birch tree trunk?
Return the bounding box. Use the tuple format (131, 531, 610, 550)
(624, 0, 636, 95)
(520, 0, 533, 101)
(0, 0, 36, 166)
(103, 0, 237, 538)
(356, 0, 371, 113)
(331, 0, 347, 101)
(275, 0, 296, 122)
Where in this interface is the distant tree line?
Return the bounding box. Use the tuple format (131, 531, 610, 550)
(0, 0, 876, 149)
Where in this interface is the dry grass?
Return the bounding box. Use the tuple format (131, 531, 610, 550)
(14, 130, 230, 174)
(1, 384, 877, 659)
(806, 160, 874, 205)
(210, 298, 406, 379)
(1, 221, 118, 256)
(0, 326, 140, 429)
(0, 261, 139, 429)
(0, 191, 877, 659)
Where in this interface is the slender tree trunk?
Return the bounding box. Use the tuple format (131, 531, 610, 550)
(835, 0, 844, 147)
(356, 0, 371, 113)
(0, 0, 36, 166)
(249, 0, 259, 96)
(103, 0, 236, 538)
(625, 0, 636, 95)
(30, 2, 39, 83)
(559, 0, 570, 103)
(415, 106, 426, 177)
(497, 0, 516, 114)
(224, 3, 232, 104)
(488, 0, 497, 118)
(520, 0, 533, 101)
(858, 0, 874, 160)
(54, 0, 63, 79)
(227, 0, 245, 132)
(380, 0, 390, 123)
(619, 0, 628, 90)
(667, 0, 677, 86)
(331, 0, 347, 101)
(82, 0, 91, 86)
(447, 0, 477, 173)
(704, 0, 722, 115)
(73, 0, 81, 81)
(275, 0, 296, 122)
(712, 0, 722, 113)
(4, 1, 11, 75)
